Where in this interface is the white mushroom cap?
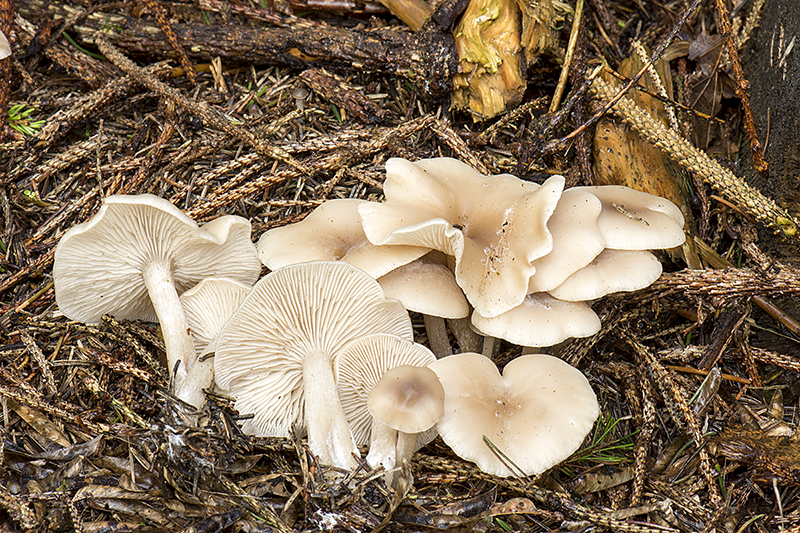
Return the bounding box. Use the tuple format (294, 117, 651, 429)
(0, 30, 10, 60)
(548, 249, 663, 301)
(527, 189, 605, 294)
(180, 278, 252, 353)
(570, 185, 685, 250)
(471, 293, 601, 347)
(54, 194, 260, 404)
(178, 278, 252, 410)
(214, 262, 413, 469)
(359, 158, 564, 318)
(257, 199, 428, 279)
(377, 252, 469, 319)
(336, 334, 438, 444)
(54, 194, 260, 324)
(429, 353, 600, 477)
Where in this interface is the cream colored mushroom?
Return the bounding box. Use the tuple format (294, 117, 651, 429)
(178, 278, 252, 409)
(548, 249, 662, 301)
(429, 353, 599, 477)
(571, 185, 685, 250)
(471, 293, 601, 348)
(335, 334, 439, 481)
(257, 198, 428, 278)
(53, 194, 260, 406)
(378, 252, 469, 357)
(359, 157, 564, 318)
(527, 189, 605, 294)
(214, 261, 413, 469)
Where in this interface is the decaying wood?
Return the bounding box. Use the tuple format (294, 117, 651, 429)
(16, 0, 457, 101)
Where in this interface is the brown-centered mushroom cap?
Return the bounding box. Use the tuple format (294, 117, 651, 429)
(429, 353, 599, 477)
(368, 364, 444, 434)
(471, 292, 601, 347)
(335, 334, 438, 446)
(548, 249, 662, 301)
(257, 199, 428, 279)
(359, 157, 564, 318)
(214, 261, 413, 469)
(335, 334, 439, 477)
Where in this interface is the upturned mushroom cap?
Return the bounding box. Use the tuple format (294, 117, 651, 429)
(548, 249, 662, 301)
(527, 189, 606, 294)
(368, 365, 444, 433)
(257, 199, 428, 279)
(429, 353, 600, 477)
(180, 278, 252, 353)
(377, 252, 469, 319)
(54, 194, 261, 324)
(214, 261, 413, 468)
(359, 157, 564, 318)
(471, 293, 601, 347)
(335, 334, 438, 446)
(570, 185, 685, 250)
(0, 30, 10, 60)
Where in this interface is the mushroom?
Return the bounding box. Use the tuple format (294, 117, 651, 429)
(548, 249, 662, 301)
(368, 365, 443, 482)
(335, 333, 439, 478)
(181, 278, 252, 353)
(256, 198, 428, 279)
(429, 353, 599, 477)
(53, 194, 261, 405)
(377, 252, 469, 357)
(527, 189, 606, 294)
(0, 30, 10, 60)
(471, 293, 601, 348)
(359, 157, 565, 318)
(571, 185, 685, 250)
(214, 261, 413, 469)
(178, 278, 252, 410)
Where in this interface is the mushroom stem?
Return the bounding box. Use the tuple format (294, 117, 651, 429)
(366, 419, 397, 472)
(178, 355, 215, 410)
(142, 258, 196, 391)
(448, 317, 482, 353)
(303, 349, 360, 469)
(482, 335, 500, 358)
(395, 431, 417, 468)
(423, 314, 452, 358)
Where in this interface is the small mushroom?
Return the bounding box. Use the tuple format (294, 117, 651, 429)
(334, 334, 439, 480)
(368, 365, 443, 481)
(53, 194, 261, 405)
(548, 249, 662, 301)
(181, 278, 252, 354)
(0, 30, 10, 60)
(377, 252, 469, 357)
(429, 353, 599, 477)
(471, 293, 601, 348)
(214, 261, 413, 469)
(359, 157, 564, 318)
(178, 278, 252, 410)
(257, 198, 428, 278)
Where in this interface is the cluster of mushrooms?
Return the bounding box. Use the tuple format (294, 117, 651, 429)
(53, 157, 686, 479)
